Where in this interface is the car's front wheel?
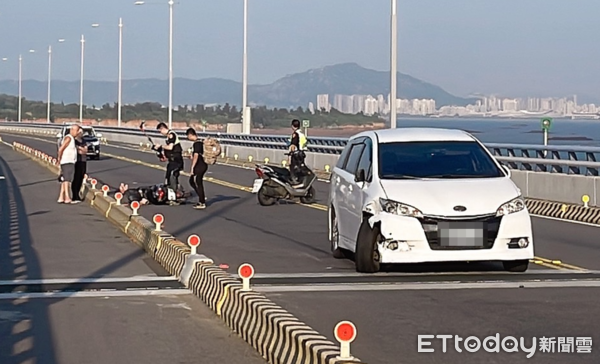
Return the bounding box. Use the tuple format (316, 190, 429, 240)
(502, 260, 529, 272)
(355, 220, 381, 273)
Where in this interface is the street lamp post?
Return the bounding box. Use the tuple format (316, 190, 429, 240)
(79, 34, 85, 123)
(46, 39, 65, 124)
(241, 0, 251, 134)
(18, 54, 22, 122)
(390, 0, 397, 129)
(168, 0, 174, 129)
(134, 0, 174, 129)
(118, 18, 123, 128)
(47, 46, 52, 123)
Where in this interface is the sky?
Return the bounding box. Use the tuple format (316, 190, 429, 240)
(0, 0, 599, 100)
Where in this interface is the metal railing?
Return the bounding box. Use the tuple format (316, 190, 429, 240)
(1, 121, 600, 176)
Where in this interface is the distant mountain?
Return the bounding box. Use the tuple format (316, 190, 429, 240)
(0, 63, 474, 109)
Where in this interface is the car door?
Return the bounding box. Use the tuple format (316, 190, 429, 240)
(330, 142, 352, 211)
(336, 140, 365, 244)
(346, 137, 373, 242)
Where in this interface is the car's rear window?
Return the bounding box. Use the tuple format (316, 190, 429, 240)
(378, 141, 504, 179)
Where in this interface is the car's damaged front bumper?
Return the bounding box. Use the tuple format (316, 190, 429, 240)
(367, 209, 534, 264)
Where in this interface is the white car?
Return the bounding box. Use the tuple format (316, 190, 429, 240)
(327, 128, 534, 273)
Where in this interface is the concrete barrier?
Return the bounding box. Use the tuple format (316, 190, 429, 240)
(11, 140, 366, 364)
(3, 125, 599, 207)
(221, 145, 600, 207)
(8, 126, 600, 207)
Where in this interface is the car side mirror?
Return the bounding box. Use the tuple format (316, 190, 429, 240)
(355, 168, 366, 183)
(502, 165, 512, 178)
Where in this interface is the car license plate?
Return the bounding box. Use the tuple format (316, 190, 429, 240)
(438, 221, 485, 247)
(251, 179, 263, 193)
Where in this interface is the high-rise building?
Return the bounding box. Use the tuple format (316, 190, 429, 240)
(331, 95, 342, 112)
(353, 95, 366, 114)
(377, 95, 387, 115)
(317, 94, 331, 112)
(364, 96, 378, 116)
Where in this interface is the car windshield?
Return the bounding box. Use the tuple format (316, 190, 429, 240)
(63, 127, 95, 137)
(378, 141, 504, 179)
(82, 129, 95, 137)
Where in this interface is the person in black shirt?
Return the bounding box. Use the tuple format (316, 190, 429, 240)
(186, 127, 208, 209)
(153, 122, 184, 205)
(72, 129, 88, 201)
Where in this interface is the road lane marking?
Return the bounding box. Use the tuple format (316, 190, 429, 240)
(2, 133, 590, 271)
(231, 269, 597, 279)
(531, 214, 600, 228)
(0, 289, 191, 300)
(532, 260, 565, 270)
(0, 276, 175, 285)
(253, 280, 600, 293)
(533, 256, 588, 271)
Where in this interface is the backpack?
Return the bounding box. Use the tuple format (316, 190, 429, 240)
(203, 137, 221, 165)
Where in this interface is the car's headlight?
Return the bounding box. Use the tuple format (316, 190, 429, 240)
(496, 196, 525, 216)
(379, 198, 423, 218)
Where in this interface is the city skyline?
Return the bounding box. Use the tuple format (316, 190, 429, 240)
(314, 93, 600, 119)
(0, 0, 599, 100)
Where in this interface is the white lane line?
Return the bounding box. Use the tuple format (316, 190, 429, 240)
(0, 276, 178, 286)
(232, 269, 595, 279)
(531, 214, 600, 228)
(0, 289, 191, 300)
(254, 280, 600, 293)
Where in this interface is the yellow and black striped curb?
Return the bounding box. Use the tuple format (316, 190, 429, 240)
(525, 198, 600, 225)
(188, 264, 357, 364)
(11, 140, 366, 364)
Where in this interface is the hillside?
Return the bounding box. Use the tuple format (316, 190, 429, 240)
(0, 63, 474, 108)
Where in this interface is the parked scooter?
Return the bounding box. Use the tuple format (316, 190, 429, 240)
(252, 152, 317, 206)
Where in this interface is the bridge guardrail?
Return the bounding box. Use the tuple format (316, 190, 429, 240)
(1, 121, 599, 176)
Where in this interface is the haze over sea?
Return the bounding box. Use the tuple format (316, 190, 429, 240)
(394, 118, 600, 147)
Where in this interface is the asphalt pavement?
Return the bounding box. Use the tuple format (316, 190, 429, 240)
(3, 132, 600, 364)
(0, 141, 267, 364)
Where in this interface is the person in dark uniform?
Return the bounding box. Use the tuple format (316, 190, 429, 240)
(153, 122, 184, 205)
(71, 128, 88, 201)
(186, 127, 208, 209)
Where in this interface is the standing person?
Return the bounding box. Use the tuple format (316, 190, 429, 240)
(57, 124, 81, 204)
(186, 127, 208, 209)
(153, 122, 184, 205)
(72, 129, 88, 201)
(287, 119, 307, 185)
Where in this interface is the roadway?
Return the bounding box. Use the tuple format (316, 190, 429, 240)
(0, 140, 267, 364)
(3, 132, 600, 364)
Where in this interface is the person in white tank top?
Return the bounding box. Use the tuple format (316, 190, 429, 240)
(57, 124, 82, 204)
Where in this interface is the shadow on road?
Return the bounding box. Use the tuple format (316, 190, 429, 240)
(0, 152, 150, 364)
(0, 154, 59, 364)
(207, 194, 240, 207)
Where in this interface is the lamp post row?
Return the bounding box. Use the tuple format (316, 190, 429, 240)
(10, 0, 400, 133)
